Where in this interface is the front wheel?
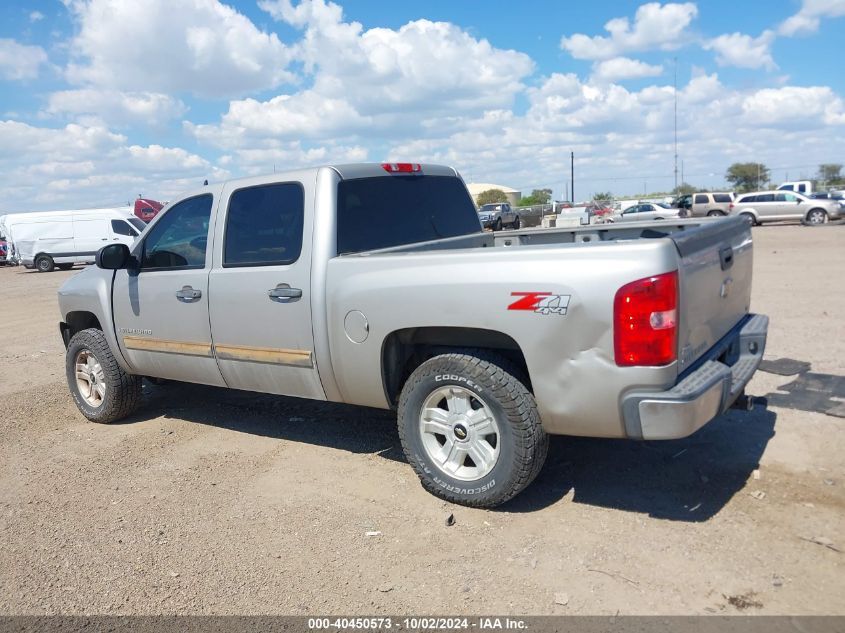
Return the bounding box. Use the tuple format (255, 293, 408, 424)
(397, 351, 548, 508)
(35, 255, 54, 272)
(806, 209, 828, 225)
(66, 328, 142, 423)
(493, 218, 503, 231)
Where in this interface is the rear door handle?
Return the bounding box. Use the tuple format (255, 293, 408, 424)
(175, 286, 202, 302)
(268, 284, 302, 301)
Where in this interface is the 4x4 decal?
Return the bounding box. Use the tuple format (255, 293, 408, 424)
(508, 292, 571, 315)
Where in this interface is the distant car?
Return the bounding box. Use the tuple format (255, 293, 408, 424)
(0, 237, 7, 265)
(677, 192, 735, 217)
(613, 202, 682, 223)
(729, 190, 842, 225)
(477, 202, 520, 230)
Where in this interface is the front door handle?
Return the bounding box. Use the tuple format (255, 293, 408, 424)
(175, 285, 202, 302)
(268, 284, 302, 301)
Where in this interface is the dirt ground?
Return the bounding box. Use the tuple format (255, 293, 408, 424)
(0, 224, 843, 616)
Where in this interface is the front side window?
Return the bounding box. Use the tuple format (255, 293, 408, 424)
(111, 220, 136, 237)
(223, 183, 304, 267)
(141, 194, 212, 270)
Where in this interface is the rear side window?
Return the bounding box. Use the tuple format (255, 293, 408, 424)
(738, 195, 756, 203)
(694, 194, 708, 204)
(713, 194, 732, 203)
(337, 176, 480, 254)
(757, 194, 775, 202)
(111, 220, 136, 236)
(142, 194, 212, 270)
(224, 183, 304, 267)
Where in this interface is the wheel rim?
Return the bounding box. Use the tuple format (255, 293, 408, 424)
(418, 385, 500, 482)
(37, 259, 49, 271)
(808, 211, 825, 224)
(74, 349, 106, 407)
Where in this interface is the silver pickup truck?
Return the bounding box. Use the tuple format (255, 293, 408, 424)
(57, 162, 768, 507)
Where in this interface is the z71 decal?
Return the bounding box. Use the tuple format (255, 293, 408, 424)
(508, 292, 571, 315)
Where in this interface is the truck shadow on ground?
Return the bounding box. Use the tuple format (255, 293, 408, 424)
(130, 381, 776, 521)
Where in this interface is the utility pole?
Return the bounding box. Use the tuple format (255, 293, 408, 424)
(565, 182, 569, 203)
(673, 57, 678, 193)
(681, 159, 684, 186)
(570, 151, 575, 204)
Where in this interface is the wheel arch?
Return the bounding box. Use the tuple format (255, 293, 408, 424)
(381, 326, 530, 408)
(60, 311, 103, 348)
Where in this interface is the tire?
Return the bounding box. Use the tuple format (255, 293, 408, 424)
(35, 254, 54, 272)
(57, 263, 74, 271)
(66, 328, 142, 424)
(512, 216, 521, 229)
(707, 210, 725, 217)
(397, 350, 549, 508)
(494, 218, 503, 231)
(740, 212, 757, 226)
(806, 208, 828, 225)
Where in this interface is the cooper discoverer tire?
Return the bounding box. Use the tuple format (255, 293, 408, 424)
(66, 328, 142, 423)
(397, 350, 548, 508)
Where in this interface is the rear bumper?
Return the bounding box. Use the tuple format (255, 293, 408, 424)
(621, 314, 768, 440)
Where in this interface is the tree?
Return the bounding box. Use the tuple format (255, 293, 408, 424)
(726, 162, 770, 192)
(517, 188, 553, 206)
(672, 182, 697, 195)
(817, 163, 843, 184)
(593, 191, 613, 201)
(476, 189, 508, 206)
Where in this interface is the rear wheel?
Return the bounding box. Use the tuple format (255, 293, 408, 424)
(35, 254, 54, 272)
(512, 215, 521, 229)
(397, 350, 548, 508)
(707, 210, 725, 217)
(740, 212, 758, 226)
(806, 208, 828, 225)
(66, 328, 141, 423)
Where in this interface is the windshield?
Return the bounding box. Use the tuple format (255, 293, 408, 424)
(479, 204, 502, 212)
(656, 202, 672, 208)
(337, 175, 480, 254)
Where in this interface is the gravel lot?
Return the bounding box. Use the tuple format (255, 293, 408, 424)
(1, 224, 843, 616)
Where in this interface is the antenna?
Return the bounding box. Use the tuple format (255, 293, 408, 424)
(673, 57, 678, 192)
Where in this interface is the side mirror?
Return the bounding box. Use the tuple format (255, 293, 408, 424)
(96, 243, 131, 270)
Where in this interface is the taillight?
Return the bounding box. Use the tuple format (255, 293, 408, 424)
(614, 271, 678, 366)
(729, 203, 734, 211)
(381, 163, 421, 173)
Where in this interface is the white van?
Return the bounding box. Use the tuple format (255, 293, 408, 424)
(777, 181, 814, 195)
(0, 208, 145, 272)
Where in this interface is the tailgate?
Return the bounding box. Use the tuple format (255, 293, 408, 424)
(671, 216, 753, 373)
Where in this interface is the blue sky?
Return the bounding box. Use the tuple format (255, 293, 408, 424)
(1, 0, 844, 210)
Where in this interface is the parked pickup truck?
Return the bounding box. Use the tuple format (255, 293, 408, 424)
(58, 162, 768, 508)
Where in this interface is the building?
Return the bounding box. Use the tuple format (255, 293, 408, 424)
(465, 182, 522, 207)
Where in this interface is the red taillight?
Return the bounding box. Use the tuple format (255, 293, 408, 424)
(381, 162, 421, 173)
(614, 271, 678, 367)
(729, 203, 734, 211)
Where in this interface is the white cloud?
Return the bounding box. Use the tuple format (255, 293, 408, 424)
(704, 30, 777, 70)
(0, 120, 225, 210)
(64, 0, 296, 98)
(45, 89, 188, 128)
(193, 0, 533, 147)
(0, 39, 48, 80)
(29, 11, 45, 22)
(742, 86, 845, 126)
(779, 0, 845, 36)
(592, 57, 664, 82)
(561, 2, 698, 60)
